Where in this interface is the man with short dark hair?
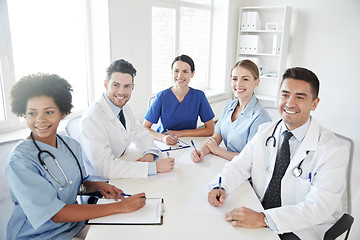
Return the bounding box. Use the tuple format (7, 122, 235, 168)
(208, 67, 348, 240)
(79, 59, 174, 179)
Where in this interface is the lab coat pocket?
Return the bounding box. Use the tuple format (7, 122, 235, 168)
(294, 175, 312, 202)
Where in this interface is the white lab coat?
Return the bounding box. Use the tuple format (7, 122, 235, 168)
(210, 118, 348, 240)
(79, 95, 158, 179)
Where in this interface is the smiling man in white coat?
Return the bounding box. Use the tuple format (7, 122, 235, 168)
(79, 59, 174, 179)
(208, 67, 348, 240)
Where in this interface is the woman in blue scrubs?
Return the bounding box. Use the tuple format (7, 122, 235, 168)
(192, 60, 271, 162)
(143, 55, 215, 145)
(6, 73, 146, 240)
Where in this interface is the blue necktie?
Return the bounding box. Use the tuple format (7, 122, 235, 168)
(262, 130, 293, 209)
(118, 109, 126, 129)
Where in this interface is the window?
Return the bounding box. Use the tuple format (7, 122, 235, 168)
(0, 0, 109, 132)
(151, 0, 212, 95)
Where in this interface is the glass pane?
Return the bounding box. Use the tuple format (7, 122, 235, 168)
(181, 0, 211, 5)
(179, 7, 211, 90)
(152, 7, 176, 95)
(7, 0, 88, 113)
(0, 68, 5, 121)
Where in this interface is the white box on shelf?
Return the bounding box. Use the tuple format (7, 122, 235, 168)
(266, 23, 278, 31)
(250, 12, 261, 30)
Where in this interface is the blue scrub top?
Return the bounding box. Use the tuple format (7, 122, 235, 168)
(6, 135, 87, 240)
(145, 87, 215, 133)
(215, 95, 271, 153)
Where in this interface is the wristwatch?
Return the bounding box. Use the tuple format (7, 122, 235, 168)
(263, 213, 269, 228)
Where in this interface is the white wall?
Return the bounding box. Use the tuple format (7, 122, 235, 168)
(108, 0, 152, 119)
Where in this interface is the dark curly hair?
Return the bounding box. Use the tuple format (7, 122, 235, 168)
(10, 73, 73, 117)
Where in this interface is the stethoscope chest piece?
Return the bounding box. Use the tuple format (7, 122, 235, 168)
(292, 167, 302, 177)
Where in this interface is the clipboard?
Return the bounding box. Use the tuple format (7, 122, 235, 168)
(154, 139, 190, 152)
(86, 198, 164, 225)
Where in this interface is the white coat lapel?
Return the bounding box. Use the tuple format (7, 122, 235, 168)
(99, 96, 127, 131)
(287, 118, 319, 173)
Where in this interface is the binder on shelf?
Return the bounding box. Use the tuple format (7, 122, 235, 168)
(250, 12, 261, 30)
(272, 35, 281, 55)
(87, 198, 164, 225)
(241, 11, 248, 30)
(238, 35, 263, 54)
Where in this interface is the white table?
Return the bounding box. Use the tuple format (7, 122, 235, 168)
(85, 137, 279, 240)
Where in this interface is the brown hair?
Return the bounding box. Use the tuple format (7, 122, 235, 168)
(231, 59, 259, 79)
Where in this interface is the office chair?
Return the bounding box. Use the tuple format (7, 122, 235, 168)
(323, 213, 354, 240)
(322, 133, 355, 240)
(0, 139, 22, 240)
(147, 95, 161, 131)
(65, 115, 83, 142)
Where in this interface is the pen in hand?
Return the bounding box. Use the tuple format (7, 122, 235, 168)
(191, 140, 201, 158)
(217, 177, 222, 201)
(121, 193, 146, 198)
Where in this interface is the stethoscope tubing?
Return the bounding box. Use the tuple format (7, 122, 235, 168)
(30, 132, 84, 191)
(264, 120, 308, 177)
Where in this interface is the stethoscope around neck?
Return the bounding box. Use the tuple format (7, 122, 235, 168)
(265, 119, 309, 177)
(31, 132, 86, 193)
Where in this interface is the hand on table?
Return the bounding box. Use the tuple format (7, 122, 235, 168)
(156, 157, 175, 173)
(136, 153, 155, 162)
(117, 193, 146, 213)
(225, 207, 267, 228)
(162, 133, 178, 145)
(191, 145, 210, 163)
(204, 137, 221, 155)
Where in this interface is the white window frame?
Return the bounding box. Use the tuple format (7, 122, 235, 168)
(151, 0, 232, 103)
(152, 0, 213, 91)
(0, 0, 109, 134)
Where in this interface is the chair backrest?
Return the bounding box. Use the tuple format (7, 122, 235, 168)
(264, 106, 281, 121)
(348, 190, 360, 240)
(148, 95, 161, 131)
(334, 133, 354, 215)
(0, 139, 22, 240)
(65, 115, 82, 142)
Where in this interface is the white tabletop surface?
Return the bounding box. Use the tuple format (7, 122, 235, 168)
(85, 137, 279, 240)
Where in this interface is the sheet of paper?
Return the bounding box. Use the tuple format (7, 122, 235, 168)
(186, 182, 235, 215)
(87, 198, 163, 225)
(177, 148, 195, 165)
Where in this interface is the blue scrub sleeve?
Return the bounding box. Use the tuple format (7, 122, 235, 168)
(199, 92, 215, 123)
(144, 93, 162, 124)
(6, 159, 66, 229)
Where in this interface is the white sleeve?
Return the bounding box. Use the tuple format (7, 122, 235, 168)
(80, 114, 149, 179)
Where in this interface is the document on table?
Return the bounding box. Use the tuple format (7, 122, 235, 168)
(154, 139, 190, 152)
(186, 182, 235, 215)
(87, 198, 164, 225)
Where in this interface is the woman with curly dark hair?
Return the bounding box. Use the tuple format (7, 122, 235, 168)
(6, 73, 146, 240)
